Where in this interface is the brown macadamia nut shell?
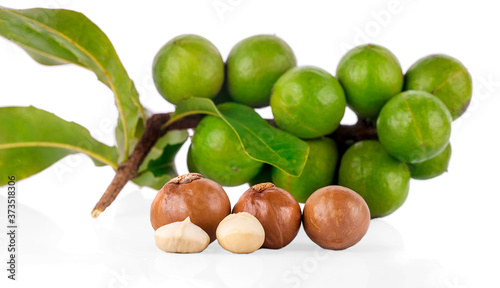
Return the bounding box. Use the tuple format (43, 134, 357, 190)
(232, 183, 301, 249)
(150, 173, 231, 242)
(303, 185, 370, 250)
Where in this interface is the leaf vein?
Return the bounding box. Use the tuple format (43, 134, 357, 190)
(0, 142, 117, 169)
(3, 9, 136, 161)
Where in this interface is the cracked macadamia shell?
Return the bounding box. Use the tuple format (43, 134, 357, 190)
(150, 173, 231, 242)
(303, 185, 370, 250)
(232, 183, 301, 249)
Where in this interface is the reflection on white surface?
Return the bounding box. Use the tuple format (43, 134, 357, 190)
(0, 0, 498, 287)
(0, 192, 461, 288)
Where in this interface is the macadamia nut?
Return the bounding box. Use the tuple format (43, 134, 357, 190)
(154, 217, 210, 253)
(216, 212, 265, 254)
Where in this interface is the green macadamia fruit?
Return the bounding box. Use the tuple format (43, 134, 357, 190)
(270, 66, 346, 139)
(186, 145, 199, 174)
(190, 111, 264, 186)
(377, 90, 452, 163)
(272, 137, 338, 203)
(408, 143, 452, 180)
(336, 44, 403, 119)
(404, 54, 472, 120)
(153, 34, 224, 104)
(211, 74, 233, 105)
(338, 140, 410, 218)
(227, 35, 296, 107)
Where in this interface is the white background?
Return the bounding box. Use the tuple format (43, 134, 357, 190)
(0, 0, 499, 287)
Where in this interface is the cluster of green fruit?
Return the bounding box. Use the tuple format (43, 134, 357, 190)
(152, 34, 472, 218)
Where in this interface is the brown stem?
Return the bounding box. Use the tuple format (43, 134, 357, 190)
(91, 114, 376, 218)
(91, 113, 202, 218)
(329, 119, 378, 185)
(266, 118, 377, 144)
(329, 118, 378, 145)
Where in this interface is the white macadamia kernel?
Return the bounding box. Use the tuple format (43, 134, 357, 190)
(154, 217, 210, 253)
(216, 212, 265, 254)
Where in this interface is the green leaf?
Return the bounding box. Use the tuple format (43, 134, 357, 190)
(0, 106, 119, 186)
(132, 130, 188, 190)
(0, 7, 146, 162)
(167, 98, 309, 176)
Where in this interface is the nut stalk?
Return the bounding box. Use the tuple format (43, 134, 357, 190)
(91, 114, 201, 218)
